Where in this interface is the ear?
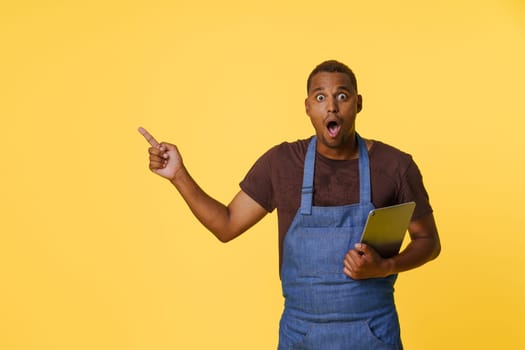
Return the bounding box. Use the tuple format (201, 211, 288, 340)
(356, 94, 363, 113)
(305, 97, 311, 116)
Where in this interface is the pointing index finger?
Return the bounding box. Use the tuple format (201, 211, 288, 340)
(138, 127, 160, 147)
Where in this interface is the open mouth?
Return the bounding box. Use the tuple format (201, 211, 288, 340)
(326, 120, 341, 137)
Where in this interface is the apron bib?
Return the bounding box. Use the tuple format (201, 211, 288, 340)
(278, 134, 402, 350)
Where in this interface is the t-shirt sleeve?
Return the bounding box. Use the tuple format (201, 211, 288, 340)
(239, 147, 276, 213)
(399, 159, 433, 220)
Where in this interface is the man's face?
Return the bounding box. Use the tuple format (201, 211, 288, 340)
(305, 72, 362, 158)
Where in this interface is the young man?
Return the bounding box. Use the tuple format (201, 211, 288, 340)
(139, 60, 440, 350)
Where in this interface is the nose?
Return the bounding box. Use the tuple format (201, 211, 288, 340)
(327, 96, 338, 113)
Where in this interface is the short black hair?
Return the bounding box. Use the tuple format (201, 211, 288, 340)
(307, 60, 358, 93)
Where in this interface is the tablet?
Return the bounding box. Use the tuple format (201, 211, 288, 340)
(359, 202, 416, 258)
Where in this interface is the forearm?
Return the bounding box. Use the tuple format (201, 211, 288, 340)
(169, 166, 238, 242)
(385, 213, 441, 275)
(385, 235, 441, 275)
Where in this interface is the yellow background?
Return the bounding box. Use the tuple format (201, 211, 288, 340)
(1, 0, 524, 349)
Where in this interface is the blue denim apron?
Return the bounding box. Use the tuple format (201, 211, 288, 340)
(278, 134, 402, 350)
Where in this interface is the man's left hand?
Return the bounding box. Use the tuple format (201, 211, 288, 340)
(343, 243, 393, 280)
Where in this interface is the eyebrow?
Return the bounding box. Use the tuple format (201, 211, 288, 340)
(310, 86, 353, 94)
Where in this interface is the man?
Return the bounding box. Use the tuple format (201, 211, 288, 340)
(139, 60, 440, 350)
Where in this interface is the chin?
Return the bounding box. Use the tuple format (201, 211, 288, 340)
(320, 136, 343, 149)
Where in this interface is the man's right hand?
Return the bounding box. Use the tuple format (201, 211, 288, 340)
(138, 127, 183, 181)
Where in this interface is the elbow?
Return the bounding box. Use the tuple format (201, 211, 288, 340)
(213, 228, 242, 243)
(203, 219, 241, 243)
(429, 238, 441, 261)
(216, 234, 234, 243)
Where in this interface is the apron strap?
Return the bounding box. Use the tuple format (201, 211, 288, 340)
(357, 133, 371, 204)
(300, 134, 371, 215)
(300, 136, 317, 215)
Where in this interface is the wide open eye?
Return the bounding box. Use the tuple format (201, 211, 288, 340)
(316, 94, 325, 102)
(337, 93, 348, 101)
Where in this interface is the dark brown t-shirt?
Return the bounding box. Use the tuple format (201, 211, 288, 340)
(240, 136, 433, 264)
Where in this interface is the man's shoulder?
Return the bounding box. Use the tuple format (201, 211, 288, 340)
(371, 140, 412, 157)
(369, 139, 415, 171)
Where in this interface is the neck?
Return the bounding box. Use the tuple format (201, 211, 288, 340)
(317, 132, 359, 160)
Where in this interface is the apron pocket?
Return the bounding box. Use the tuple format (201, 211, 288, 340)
(278, 313, 310, 350)
(292, 321, 399, 350)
